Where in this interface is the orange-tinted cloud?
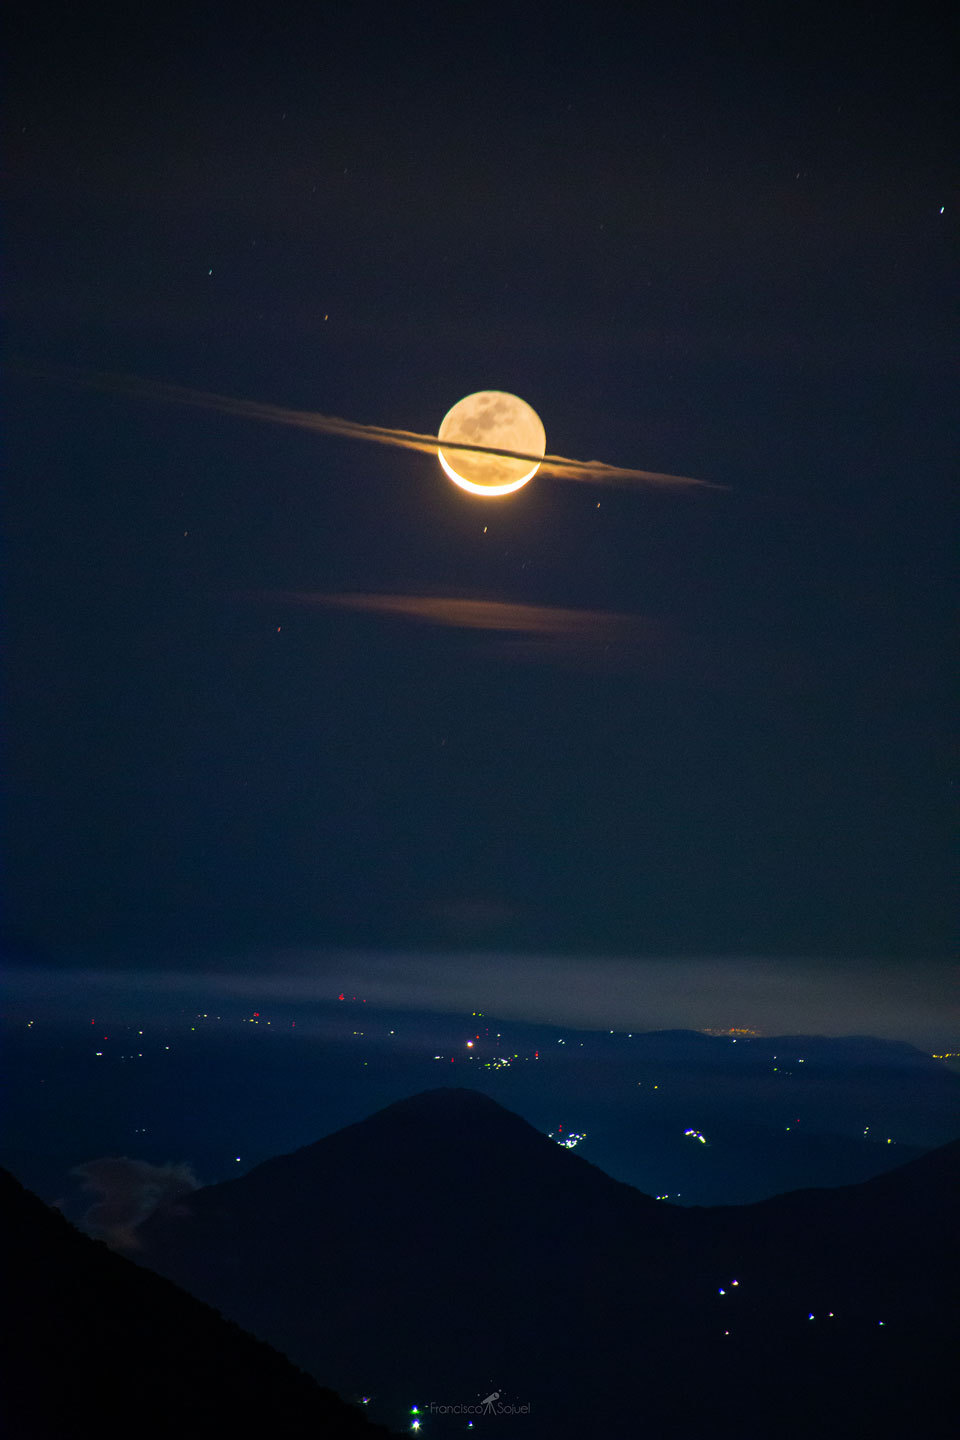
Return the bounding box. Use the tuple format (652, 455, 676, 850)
(273, 590, 665, 668)
(299, 592, 636, 633)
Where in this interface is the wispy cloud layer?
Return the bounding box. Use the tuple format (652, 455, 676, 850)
(16, 363, 714, 489)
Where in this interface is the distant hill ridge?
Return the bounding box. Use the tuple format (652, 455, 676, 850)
(134, 1086, 959, 1439)
(228, 1085, 667, 1214)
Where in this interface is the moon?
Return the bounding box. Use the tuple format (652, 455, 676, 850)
(437, 391, 546, 497)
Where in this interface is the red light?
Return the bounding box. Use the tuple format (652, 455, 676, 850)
(338, 993, 345, 1001)
(253, 1012, 259, 1018)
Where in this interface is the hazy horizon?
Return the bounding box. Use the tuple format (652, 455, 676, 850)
(5, 950, 956, 1051)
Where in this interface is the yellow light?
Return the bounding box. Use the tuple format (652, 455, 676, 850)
(437, 447, 540, 497)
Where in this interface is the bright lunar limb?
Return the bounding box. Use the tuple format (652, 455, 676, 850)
(437, 391, 546, 496)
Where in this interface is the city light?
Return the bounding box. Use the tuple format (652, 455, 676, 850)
(549, 1129, 587, 1150)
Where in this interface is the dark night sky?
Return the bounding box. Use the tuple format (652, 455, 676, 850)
(5, 5, 955, 995)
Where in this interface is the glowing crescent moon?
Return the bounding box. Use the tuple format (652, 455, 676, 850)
(437, 391, 546, 497)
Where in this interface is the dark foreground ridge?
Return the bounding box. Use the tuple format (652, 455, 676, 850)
(132, 1086, 959, 1439)
(0, 1168, 397, 1440)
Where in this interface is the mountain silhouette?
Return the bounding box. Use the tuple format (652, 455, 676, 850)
(133, 1088, 957, 1437)
(0, 1167, 397, 1440)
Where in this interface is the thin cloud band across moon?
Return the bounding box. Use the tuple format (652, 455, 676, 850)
(18, 364, 715, 492)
